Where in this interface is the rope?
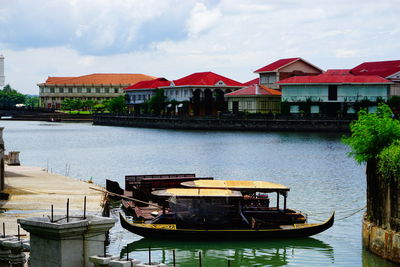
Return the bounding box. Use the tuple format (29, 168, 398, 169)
(308, 205, 366, 222)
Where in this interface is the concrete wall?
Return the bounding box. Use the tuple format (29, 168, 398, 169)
(363, 216, 400, 263)
(93, 115, 350, 132)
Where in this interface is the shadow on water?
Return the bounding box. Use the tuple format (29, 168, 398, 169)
(121, 237, 334, 267)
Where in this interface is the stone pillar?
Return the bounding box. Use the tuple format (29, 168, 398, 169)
(18, 215, 115, 267)
(0, 236, 27, 267)
(7, 152, 19, 166)
(0, 128, 4, 191)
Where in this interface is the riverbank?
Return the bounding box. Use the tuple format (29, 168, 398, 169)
(0, 165, 104, 236)
(93, 114, 351, 132)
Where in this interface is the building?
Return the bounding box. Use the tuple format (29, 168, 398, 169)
(124, 72, 244, 116)
(351, 60, 400, 96)
(225, 84, 281, 114)
(124, 77, 171, 113)
(254, 57, 323, 89)
(38, 73, 156, 109)
(166, 72, 244, 115)
(0, 55, 4, 87)
(277, 70, 391, 116)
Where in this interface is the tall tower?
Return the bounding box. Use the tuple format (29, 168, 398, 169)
(0, 55, 4, 87)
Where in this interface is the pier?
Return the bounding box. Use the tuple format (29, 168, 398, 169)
(0, 165, 104, 237)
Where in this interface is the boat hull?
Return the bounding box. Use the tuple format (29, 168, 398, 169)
(119, 212, 334, 240)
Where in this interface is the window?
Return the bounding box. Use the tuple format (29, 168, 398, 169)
(50, 88, 55, 93)
(77, 88, 82, 93)
(328, 85, 337, 101)
(114, 89, 119, 93)
(96, 88, 101, 93)
(105, 88, 109, 93)
(68, 88, 73, 93)
(59, 88, 64, 93)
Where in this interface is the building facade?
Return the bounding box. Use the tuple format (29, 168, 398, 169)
(38, 73, 155, 109)
(124, 72, 244, 116)
(225, 84, 281, 114)
(278, 70, 391, 115)
(254, 58, 323, 89)
(351, 60, 400, 96)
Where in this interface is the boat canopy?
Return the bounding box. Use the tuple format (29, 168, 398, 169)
(151, 188, 243, 198)
(181, 180, 289, 193)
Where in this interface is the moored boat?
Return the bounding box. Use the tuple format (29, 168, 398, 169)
(119, 180, 334, 239)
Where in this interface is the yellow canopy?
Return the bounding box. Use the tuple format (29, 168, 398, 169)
(181, 180, 289, 192)
(151, 188, 243, 198)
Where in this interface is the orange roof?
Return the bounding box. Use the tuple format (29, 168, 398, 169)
(42, 73, 156, 86)
(225, 84, 281, 97)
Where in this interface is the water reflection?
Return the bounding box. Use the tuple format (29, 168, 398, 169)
(122, 237, 334, 267)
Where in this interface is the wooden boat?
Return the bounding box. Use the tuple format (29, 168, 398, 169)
(106, 173, 213, 217)
(119, 180, 334, 239)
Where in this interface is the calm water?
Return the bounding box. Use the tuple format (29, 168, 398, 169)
(1, 121, 397, 266)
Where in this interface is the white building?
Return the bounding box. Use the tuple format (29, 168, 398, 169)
(0, 55, 5, 87)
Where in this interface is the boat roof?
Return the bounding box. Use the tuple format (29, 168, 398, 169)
(181, 180, 290, 192)
(151, 188, 243, 198)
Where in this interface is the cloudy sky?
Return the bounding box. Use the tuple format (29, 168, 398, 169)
(1, 0, 399, 94)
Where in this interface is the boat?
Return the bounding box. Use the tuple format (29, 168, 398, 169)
(119, 180, 334, 239)
(106, 173, 213, 218)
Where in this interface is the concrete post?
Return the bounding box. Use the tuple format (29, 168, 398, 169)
(0, 128, 4, 191)
(0, 237, 27, 267)
(7, 152, 20, 166)
(18, 215, 115, 267)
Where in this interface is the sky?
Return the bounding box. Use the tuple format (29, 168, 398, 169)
(0, 0, 399, 94)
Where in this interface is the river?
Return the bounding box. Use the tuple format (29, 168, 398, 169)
(1, 121, 396, 266)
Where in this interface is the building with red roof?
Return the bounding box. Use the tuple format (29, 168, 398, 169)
(124, 78, 170, 110)
(350, 60, 400, 96)
(163, 71, 244, 116)
(277, 70, 391, 116)
(254, 58, 323, 89)
(38, 73, 156, 109)
(225, 84, 281, 114)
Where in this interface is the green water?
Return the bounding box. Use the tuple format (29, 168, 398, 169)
(1, 121, 397, 266)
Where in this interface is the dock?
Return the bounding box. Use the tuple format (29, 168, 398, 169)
(0, 165, 104, 236)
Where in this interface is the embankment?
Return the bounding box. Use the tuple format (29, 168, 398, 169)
(93, 114, 351, 132)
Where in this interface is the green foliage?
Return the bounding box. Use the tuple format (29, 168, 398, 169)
(0, 84, 26, 107)
(25, 96, 39, 108)
(378, 141, 400, 182)
(342, 104, 400, 163)
(104, 96, 126, 113)
(92, 104, 106, 113)
(147, 89, 166, 115)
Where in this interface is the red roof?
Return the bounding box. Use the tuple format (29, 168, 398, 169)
(324, 69, 351, 75)
(124, 78, 170, 90)
(254, 58, 300, 73)
(277, 73, 391, 84)
(225, 84, 281, 97)
(351, 60, 400, 78)
(243, 78, 259, 86)
(172, 72, 244, 87)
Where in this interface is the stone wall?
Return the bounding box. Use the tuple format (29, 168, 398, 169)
(93, 115, 351, 132)
(363, 216, 400, 263)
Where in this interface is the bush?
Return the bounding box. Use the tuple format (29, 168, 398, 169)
(378, 141, 400, 182)
(342, 104, 400, 163)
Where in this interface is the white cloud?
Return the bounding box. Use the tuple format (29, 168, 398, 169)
(1, 0, 399, 94)
(186, 3, 222, 37)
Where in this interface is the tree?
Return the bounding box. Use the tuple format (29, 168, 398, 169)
(104, 96, 126, 114)
(25, 96, 39, 108)
(342, 104, 400, 164)
(0, 84, 26, 107)
(147, 89, 166, 115)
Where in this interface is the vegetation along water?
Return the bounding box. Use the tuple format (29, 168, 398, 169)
(1, 120, 398, 266)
